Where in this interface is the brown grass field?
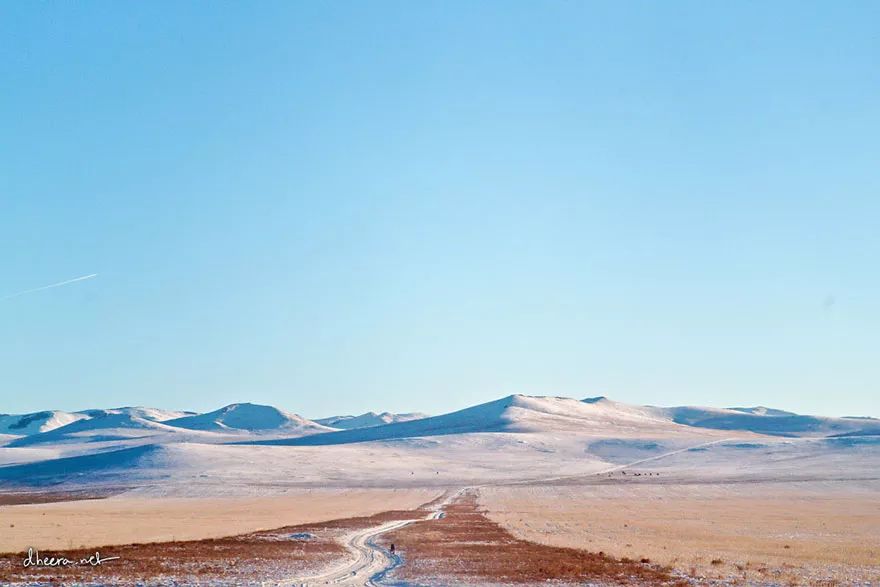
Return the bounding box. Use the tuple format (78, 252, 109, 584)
(0, 488, 439, 553)
(380, 490, 684, 586)
(481, 481, 880, 585)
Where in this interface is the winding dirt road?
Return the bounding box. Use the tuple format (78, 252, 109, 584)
(284, 492, 456, 586)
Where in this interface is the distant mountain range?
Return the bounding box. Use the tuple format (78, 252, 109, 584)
(253, 395, 880, 447)
(2, 395, 878, 492)
(0, 406, 194, 436)
(2, 396, 877, 447)
(0, 405, 424, 438)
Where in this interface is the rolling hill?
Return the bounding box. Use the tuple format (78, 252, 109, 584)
(653, 403, 879, 437)
(0, 410, 87, 435)
(249, 395, 708, 446)
(164, 403, 332, 435)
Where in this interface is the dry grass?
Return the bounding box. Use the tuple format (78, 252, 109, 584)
(481, 482, 880, 585)
(0, 488, 439, 553)
(380, 490, 684, 585)
(0, 524, 339, 585)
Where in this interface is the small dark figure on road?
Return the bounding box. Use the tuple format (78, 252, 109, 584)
(390, 543, 396, 554)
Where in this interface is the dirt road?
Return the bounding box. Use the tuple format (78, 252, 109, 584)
(283, 492, 455, 586)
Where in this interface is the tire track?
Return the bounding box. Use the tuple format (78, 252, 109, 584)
(283, 491, 457, 586)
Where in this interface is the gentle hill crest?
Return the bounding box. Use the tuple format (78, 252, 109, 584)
(654, 404, 879, 437)
(246, 394, 700, 447)
(0, 410, 87, 435)
(7, 413, 188, 447)
(165, 402, 331, 434)
(77, 406, 196, 422)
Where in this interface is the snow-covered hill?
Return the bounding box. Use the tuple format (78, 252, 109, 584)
(252, 395, 708, 447)
(6, 413, 187, 447)
(4, 403, 332, 448)
(248, 395, 880, 448)
(77, 407, 196, 422)
(315, 411, 428, 429)
(0, 410, 87, 435)
(0, 406, 194, 438)
(651, 404, 879, 437)
(165, 403, 332, 434)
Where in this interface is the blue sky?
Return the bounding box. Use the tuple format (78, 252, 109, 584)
(1, 1, 878, 418)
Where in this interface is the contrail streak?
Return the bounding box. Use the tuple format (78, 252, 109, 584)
(1, 273, 98, 301)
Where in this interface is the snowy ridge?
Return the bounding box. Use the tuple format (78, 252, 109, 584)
(250, 395, 699, 447)
(727, 406, 797, 417)
(77, 407, 196, 422)
(6, 413, 186, 447)
(165, 403, 332, 434)
(0, 407, 194, 438)
(315, 411, 428, 429)
(652, 404, 879, 437)
(0, 410, 88, 435)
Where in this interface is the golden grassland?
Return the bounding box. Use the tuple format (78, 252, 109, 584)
(0, 488, 440, 553)
(480, 481, 880, 585)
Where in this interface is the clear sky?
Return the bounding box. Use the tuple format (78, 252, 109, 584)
(1, 1, 878, 418)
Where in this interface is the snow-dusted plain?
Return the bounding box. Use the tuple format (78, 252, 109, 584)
(1, 395, 877, 496)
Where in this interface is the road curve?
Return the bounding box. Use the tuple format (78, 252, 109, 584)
(283, 491, 456, 586)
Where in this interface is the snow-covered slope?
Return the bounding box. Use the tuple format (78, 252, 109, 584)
(0, 443, 162, 486)
(653, 404, 879, 437)
(315, 411, 428, 429)
(727, 406, 797, 417)
(0, 406, 193, 438)
(251, 395, 706, 447)
(0, 410, 88, 435)
(77, 407, 196, 422)
(165, 403, 332, 434)
(0, 436, 610, 493)
(250, 395, 880, 448)
(7, 413, 186, 447)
